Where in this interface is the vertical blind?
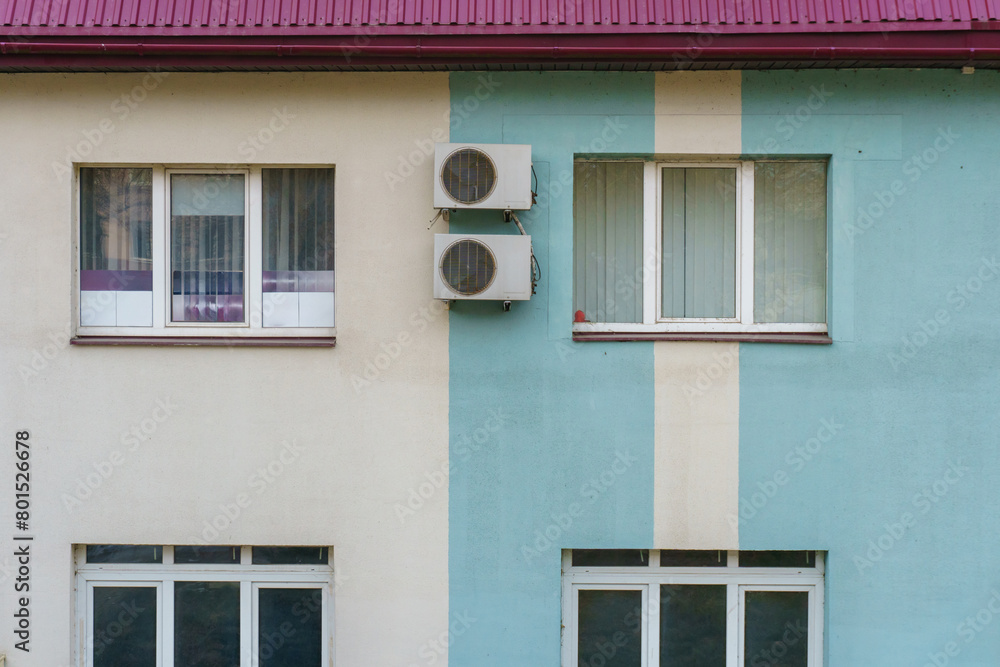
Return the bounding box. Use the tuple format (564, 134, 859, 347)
(661, 168, 737, 319)
(573, 161, 643, 324)
(754, 162, 827, 324)
(262, 168, 335, 293)
(80, 167, 152, 276)
(170, 173, 246, 323)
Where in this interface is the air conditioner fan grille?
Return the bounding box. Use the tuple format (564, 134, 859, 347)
(440, 239, 497, 296)
(441, 148, 497, 205)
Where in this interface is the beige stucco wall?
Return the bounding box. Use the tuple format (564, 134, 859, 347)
(653, 71, 741, 549)
(0, 72, 451, 666)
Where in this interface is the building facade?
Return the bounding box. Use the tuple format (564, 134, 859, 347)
(2, 2, 1000, 666)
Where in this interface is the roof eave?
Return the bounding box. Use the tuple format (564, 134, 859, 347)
(2, 29, 1000, 71)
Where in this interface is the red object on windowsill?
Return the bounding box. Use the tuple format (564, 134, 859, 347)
(574, 310, 588, 323)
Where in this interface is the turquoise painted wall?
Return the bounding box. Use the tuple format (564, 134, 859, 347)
(740, 70, 1000, 666)
(447, 73, 656, 666)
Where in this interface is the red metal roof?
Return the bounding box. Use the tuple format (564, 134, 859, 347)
(3, 0, 1000, 70)
(4, 0, 1000, 31)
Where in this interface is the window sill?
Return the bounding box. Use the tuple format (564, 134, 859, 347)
(70, 336, 336, 347)
(572, 331, 832, 344)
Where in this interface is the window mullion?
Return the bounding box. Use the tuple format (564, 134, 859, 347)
(728, 583, 741, 667)
(85, 583, 95, 667)
(646, 583, 659, 667)
(152, 167, 166, 329)
(642, 162, 658, 325)
(241, 580, 253, 667)
(740, 162, 755, 325)
(162, 580, 173, 667)
(248, 168, 263, 331)
(323, 584, 333, 666)
(810, 586, 824, 667)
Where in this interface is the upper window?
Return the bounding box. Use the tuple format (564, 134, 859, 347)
(573, 160, 828, 339)
(76, 545, 333, 667)
(77, 166, 335, 342)
(562, 549, 824, 667)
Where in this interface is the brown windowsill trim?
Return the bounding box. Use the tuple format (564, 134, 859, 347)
(572, 331, 832, 344)
(71, 336, 336, 347)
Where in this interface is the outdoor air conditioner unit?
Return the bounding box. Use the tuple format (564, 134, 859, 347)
(434, 143, 532, 210)
(434, 234, 532, 301)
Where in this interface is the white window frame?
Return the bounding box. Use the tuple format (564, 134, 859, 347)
(561, 550, 825, 667)
(163, 168, 252, 329)
(73, 164, 336, 340)
(74, 545, 335, 667)
(573, 159, 828, 335)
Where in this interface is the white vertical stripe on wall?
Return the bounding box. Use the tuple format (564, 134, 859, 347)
(573, 161, 643, 323)
(661, 168, 737, 318)
(754, 162, 827, 323)
(653, 71, 741, 550)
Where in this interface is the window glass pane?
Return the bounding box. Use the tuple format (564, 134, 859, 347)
(93, 586, 157, 667)
(739, 551, 815, 568)
(262, 168, 335, 283)
(659, 550, 728, 567)
(578, 589, 642, 667)
(662, 168, 737, 318)
(754, 162, 827, 324)
(573, 550, 650, 567)
(252, 547, 329, 565)
(573, 162, 643, 324)
(744, 591, 809, 667)
(261, 168, 336, 328)
(170, 173, 245, 323)
(79, 168, 153, 326)
(174, 546, 241, 564)
(87, 545, 162, 563)
(80, 167, 153, 277)
(259, 588, 322, 667)
(174, 581, 239, 667)
(660, 585, 727, 667)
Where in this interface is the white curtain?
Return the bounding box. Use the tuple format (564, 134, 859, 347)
(170, 174, 246, 323)
(661, 167, 737, 318)
(754, 162, 827, 324)
(262, 168, 336, 281)
(573, 162, 643, 323)
(80, 167, 152, 272)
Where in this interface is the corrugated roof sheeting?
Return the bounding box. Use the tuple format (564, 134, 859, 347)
(5, 0, 1000, 28)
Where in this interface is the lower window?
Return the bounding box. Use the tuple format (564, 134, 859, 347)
(563, 550, 824, 667)
(76, 545, 333, 667)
